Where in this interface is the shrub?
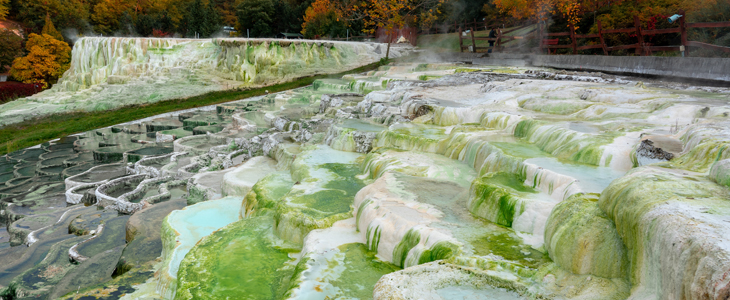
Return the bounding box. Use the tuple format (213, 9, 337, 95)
(0, 81, 44, 104)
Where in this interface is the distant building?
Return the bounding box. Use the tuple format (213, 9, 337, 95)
(223, 26, 237, 35)
(0, 73, 8, 82)
(276, 33, 304, 39)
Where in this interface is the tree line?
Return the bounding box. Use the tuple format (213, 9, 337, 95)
(2, 0, 319, 38)
(0, 0, 727, 88)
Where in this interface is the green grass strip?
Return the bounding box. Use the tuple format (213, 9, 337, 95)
(0, 61, 386, 156)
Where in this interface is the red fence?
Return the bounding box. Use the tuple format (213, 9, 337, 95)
(459, 10, 730, 56)
(541, 11, 730, 56)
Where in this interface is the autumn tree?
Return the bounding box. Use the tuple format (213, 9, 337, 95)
(492, 0, 627, 29)
(217, 0, 240, 29)
(481, 2, 511, 25)
(493, 0, 555, 23)
(91, 0, 135, 34)
(42, 14, 65, 41)
(301, 0, 347, 38)
(0, 0, 9, 20)
(10, 34, 72, 88)
(359, 0, 447, 58)
(687, 0, 730, 51)
(0, 29, 23, 71)
(135, 0, 189, 32)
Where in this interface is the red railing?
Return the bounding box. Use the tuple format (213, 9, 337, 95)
(459, 10, 730, 56)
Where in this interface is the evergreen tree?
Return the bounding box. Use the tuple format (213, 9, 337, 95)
(119, 11, 135, 36)
(185, 0, 221, 38)
(187, 0, 203, 37)
(237, 0, 275, 37)
(42, 13, 65, 42)
(159, 13, 174, 33)
(16, 0, 89, 33)
(136, 14, 159, 37)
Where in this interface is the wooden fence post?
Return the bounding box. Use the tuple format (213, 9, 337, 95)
(536, 21, 543, 54)
(679, 9, 688, 57)
(496, 27, 503, 52)
(458, 26, 463, 52)
(634, 15, 645, 55)
(597, 20, 608, 55)
(570, 24, 577, 54)
(470, 27, 477, 53)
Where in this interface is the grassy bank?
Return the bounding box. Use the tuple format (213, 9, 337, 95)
(417, 25, 537, 53)
(0, 61, 385, 156)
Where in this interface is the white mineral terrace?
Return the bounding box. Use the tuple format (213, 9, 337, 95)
(1, 37, 730, 300)
(0, 38, 410, 127)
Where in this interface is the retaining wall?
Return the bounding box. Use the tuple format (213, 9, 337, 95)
(440, 52, 730, 85)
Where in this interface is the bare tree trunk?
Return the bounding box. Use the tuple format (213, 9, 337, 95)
(385, 31, 392, 60)
(386, 41, 391, 60)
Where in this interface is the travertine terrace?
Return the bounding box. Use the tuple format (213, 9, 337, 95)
(2, 38, 730, 300)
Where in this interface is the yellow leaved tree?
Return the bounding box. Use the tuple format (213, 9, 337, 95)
(91, 0, 135, 34)
(301, 0, 346, 39)
(361, 0, 447, 59)
(492, 0, 626, 29)
(0, 0, 9, 20)
(42, 13, 65, 41)
(10, 33, 71, 88)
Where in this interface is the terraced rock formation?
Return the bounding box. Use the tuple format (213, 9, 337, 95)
(0, 38, 410, 127)
(1, 62, 730, 300)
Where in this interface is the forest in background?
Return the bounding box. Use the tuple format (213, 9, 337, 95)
(0, 0, 728, 90)
(0, 0, 726, 44)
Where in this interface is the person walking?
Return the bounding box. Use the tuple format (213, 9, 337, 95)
(488, 28, 496, 53)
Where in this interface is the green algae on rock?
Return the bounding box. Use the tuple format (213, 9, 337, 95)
(467, 172, 535, 227)
(600, 167, 730, 299)
(175, 215, 299, 300)
(158, 196, 243, 299)
(257, 145, 366, 245)
(544, 193, 628, 279)
(4, 59, 730, 300)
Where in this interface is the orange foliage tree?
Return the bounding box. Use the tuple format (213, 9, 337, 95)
(10, 34, 72, 88)
(359, 0, 447, 58)
(493, 0, 624, 29)
(42, 13, 65, 41)
(92, 0, 136, 34)
(301, 0, 346, 38)
(492, 0, 552, 22)
(0, 0, 9, 20)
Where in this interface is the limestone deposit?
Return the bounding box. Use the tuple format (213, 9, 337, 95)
(2, 55, 730, 300)
(0, 38, 409, 127)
